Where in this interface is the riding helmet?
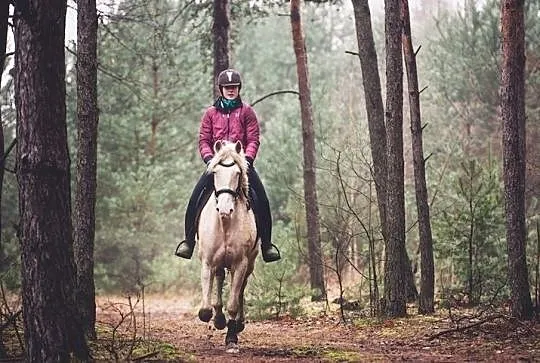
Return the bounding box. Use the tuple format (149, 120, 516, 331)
(217, 69, 242, 90)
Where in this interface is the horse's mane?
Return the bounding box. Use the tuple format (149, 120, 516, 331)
(207, 142, 249, 198)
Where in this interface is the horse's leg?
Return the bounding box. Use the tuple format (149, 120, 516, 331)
(225, 262, 248, 352)
(236, 276, 249, 333)
(213, 267, 226, 330)
(198, 262, 214, 322)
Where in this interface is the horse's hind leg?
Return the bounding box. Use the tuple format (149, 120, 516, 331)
(198, 262, 214, 322)
(213, 268, 226, 330)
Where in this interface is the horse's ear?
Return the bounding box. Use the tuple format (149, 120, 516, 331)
(214, 140, 223, 153)
(235, 140, 243, 154)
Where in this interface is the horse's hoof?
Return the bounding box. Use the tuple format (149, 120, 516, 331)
(226, 342, 239, 354)
(236, 320, 245, 333)
(198, 308, 213, 322)
(214, 313, 226, 330)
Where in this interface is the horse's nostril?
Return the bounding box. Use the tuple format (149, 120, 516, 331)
(229, 209, 233, 214)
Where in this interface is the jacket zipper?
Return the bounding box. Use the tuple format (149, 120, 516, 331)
(226, 112, 230, 140)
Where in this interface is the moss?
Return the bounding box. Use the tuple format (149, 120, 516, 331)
(321, 348, 363, 362)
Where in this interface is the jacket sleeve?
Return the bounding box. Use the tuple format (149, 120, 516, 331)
(198, 108, 214, 162)
(243, 105, 260, 161)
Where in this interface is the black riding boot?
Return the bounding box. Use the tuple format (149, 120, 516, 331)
(254, 208, 281, 263)
(248, 170, 281, 263)
(175, 173, 213, 259)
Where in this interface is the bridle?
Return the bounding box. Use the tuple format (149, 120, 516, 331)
(213, 160, 242, 200)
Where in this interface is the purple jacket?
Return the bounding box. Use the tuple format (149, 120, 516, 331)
(198, 102, 260, 162)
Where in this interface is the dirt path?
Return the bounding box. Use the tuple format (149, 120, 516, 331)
(96, 296, 540, 362)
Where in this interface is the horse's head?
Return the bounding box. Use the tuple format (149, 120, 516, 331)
(207, 140, 249, 219)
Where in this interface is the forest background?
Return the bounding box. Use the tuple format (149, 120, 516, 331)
(1, 0, 539, 319)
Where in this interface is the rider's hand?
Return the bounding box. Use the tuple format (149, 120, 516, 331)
(246, 156, 254, 168)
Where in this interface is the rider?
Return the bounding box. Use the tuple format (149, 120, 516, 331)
(175, 68, 281, 263)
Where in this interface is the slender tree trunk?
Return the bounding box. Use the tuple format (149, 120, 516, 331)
(148, 57, 159, 156)
(213, 0, 230, 98)
(14, 0, 89, 360)
(500, 0, 533, 320)
(0, 0, 8, 273)
(290, 0, 326, 301)
(147, 3, 161, 156)
(75, 0, 99, 339)
(399, 0, 434, 314)
(351, 0, 387, 241)
(383, 0, 407, 317)
(352, 0, 417, 305)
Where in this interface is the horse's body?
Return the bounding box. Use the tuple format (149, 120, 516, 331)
(197, 140, 258, 353)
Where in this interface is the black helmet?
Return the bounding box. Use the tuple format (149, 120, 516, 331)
(217, 69, 242, 89)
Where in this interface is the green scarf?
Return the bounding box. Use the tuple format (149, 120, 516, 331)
(215, 96, 242, 112)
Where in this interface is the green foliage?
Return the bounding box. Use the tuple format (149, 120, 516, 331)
(93, 0, 211, 292)
(246, 221, 309, 319)
(432, 156, 506, 305)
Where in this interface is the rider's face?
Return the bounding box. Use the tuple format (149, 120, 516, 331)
(222, 85, 239, 100)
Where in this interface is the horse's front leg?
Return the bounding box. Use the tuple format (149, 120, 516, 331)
(213, 267, 226, 330)
(199, 262, 214, 322)
(236, 276, 249, 333)
(225, 261, 248, 352)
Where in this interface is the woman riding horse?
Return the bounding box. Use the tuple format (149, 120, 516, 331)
(175, 68, 281, 263)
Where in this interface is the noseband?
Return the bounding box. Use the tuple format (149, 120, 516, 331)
(214, 160, 242, 200)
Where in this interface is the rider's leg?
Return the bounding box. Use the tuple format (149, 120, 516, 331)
(175, 172, 213, 259)
(248, 167, 281, 263)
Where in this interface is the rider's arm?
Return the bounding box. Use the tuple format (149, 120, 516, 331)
(199, 108, 214, 163)
(243, 105, 260, 162)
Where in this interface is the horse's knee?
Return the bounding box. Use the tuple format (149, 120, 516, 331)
(198, 308, 213, 322)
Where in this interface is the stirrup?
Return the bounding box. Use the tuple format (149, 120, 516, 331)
(261, 243, 281, 263)
(175, 240, 194, 259)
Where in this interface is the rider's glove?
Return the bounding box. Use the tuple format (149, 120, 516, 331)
(246, 156, 254, 168)
(204, 155, 213, 165)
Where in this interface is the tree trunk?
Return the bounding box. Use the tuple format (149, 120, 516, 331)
(383, 0, 407, 317)
(0, 0, 8, 274)
(0, 5, 8, 357)
(351, 0, 388, 244)
(75, 0, 99, 339)
(352, 0, 417, 306)
(14, 0, 90, 360)
(400, 0, 435, 315)
(213, 0, 230, 98)
(500, 0, 533, 320)
(290, 0, 326, 301)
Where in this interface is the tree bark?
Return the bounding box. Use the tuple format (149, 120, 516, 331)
(352, 0, 417, 307)
(500, 0, 533, 320)
(75, 0, 99, 339)
(400, 0, 435, 315)
(0, 0, 8, 274)
(14, 0, 90, 360)
(351, 0, 388, 244)
(213, 0, 230, 98)
(290, 0, 326, 301)
(383, 0, 407, 317)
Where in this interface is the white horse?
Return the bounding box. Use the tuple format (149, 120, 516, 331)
(197, 140, 259, 353)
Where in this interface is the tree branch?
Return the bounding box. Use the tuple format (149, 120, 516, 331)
(251, 90, 299, 107)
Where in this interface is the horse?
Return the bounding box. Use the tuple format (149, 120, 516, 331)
(196, 140, 259, 353)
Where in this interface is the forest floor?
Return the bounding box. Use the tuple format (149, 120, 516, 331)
(92, 294, 540, 362)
